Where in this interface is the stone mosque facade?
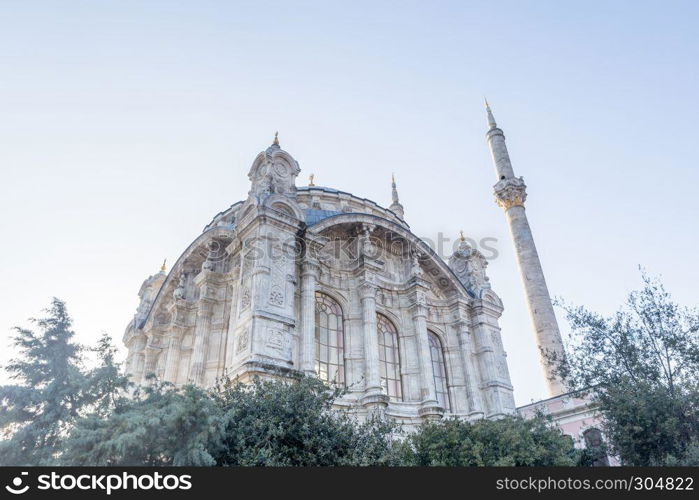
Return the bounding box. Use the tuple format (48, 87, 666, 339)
(123, 105, 600, 435)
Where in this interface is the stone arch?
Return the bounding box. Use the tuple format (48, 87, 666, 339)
(376, 312, 403, 401)
(314, 286, 349, 316)
(263, 193, 304, 221)
(427, 329, 450, 411)
(374, 305, 403, 334)
(581, 426, 610, 466)
(314, 291, 346, 385)
(139, 225, 235, 329)
(481, 289, 504, 309)
(308, 213, 470, 300)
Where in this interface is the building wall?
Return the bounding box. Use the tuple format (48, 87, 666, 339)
(518, 393, 619, 465)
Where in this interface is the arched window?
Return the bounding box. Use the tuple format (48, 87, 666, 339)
(583, 428, 609, 466)
(377, 314, 402, 400)
(315, 293, 344, 385)
(428, 332, 450, 411)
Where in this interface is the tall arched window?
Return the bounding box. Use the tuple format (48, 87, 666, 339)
(583, 428, 609, 466)
(428, 332, 450, 411)
(315, 293, 345, 386)
(377, 314, 402, 400)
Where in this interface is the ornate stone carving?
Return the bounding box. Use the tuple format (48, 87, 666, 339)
(236, 327, 249, 354)
(269, 285, 284, 306)
(247, 142, 300, 199)
(360, 224, 377, 258)
(411, 251, 424, 278)
(267, 242, 289, 308)
(377, 289, 386, 306)
(494, 176, 527, 209)
(448, 241, 491, 296)
(240, 287, 251, 310)
(265, 327, 290, 357)
(173, 275, 186, 300)
(202, 258, 214, 271)
(357, 280, 378, 300)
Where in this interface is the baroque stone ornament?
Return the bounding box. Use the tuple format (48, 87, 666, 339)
(269, 286, 284, 306)
(494, 176, 527, 210)
(411, 250, 424, 278)
(247, 135, 301, 200)
(448, 240, 491, 296)
(240, 287, 251, 310)
(236, 327, 249, 354)
(173, 275, 186, 300)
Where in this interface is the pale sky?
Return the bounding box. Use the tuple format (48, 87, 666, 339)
(1, 1, 697, 406)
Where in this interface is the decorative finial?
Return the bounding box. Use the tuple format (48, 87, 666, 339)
(389, 173, 404, 219)
(273, 131, 279, 146)
(459, 230, 465, 242)
(309, 173, 315, 186)
(160, 258, 167, 273)
(391, 174, 400, 204)
(484, 96, 490, 109)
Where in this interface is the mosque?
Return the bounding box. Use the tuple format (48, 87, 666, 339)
(123, 103, 608, 457)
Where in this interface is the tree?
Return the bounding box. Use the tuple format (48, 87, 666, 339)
(0, 298, 86, 465)
(62, 381, 223, 466)
(553, 271, 699, 465)
(212, 375, 400, 466)
(83, 332, 132, 418)
(400, 414, 580, 466)
(0, 301, 132, 466)
(64, 375, 401, 466)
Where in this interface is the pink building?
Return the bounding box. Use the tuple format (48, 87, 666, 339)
(518, 392, 618, 466)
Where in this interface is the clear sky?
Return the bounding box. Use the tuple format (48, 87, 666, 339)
(1, 1, 697, 405)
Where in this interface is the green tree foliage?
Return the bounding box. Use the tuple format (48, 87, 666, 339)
(85, 332, 132, 418)
(0, 300, 131, 465)
(63, 381, 223, 466)
(64, 375, 401, 466)
(400, 415, 579, 466)
(553, 271, 699, 465)
(0, 300, 585, 467)
(212, 376, 400, 466)
(0, 299, 86, 465)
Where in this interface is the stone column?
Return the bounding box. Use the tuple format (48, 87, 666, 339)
(358, 281, 388, 407)
(456, 320, 484, 416)
(189, 296, 214, 385)
(126, 335, 146, 382)
(471, 305, 506, 416)
(142, 345, 159, 384)
(162, 333, 182, 383)
(495, 180, 566, 396)
(408, 277, 442, 419)
(300, 258, 320, 374)
(163, 299, 188, 384)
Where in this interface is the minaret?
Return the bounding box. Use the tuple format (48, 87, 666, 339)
(485, 100, 566, 397)
(389, 173, 405, 219)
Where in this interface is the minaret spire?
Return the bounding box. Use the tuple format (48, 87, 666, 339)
(485, 97, 497, 130)
(485, 101, 566, 397)
(389, 173, 405, 220)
